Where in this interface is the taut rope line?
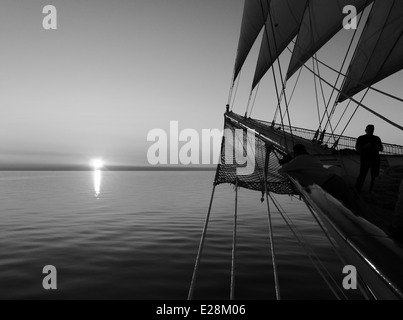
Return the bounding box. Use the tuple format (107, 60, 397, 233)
(188, 184, 217, 300)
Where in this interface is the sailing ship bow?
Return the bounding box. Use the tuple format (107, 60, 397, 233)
(212, 0, 403, 299)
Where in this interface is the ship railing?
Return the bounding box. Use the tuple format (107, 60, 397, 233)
(255, 120, 403, 156)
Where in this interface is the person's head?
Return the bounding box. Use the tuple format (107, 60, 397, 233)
(292, 144, 308, 157)
(365, 124, 375, 135)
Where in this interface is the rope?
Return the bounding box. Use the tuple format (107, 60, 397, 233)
(334, 23, 403, 133)
(284, 41, 403, 105)
(297, 61, 403, 131)
(248, 82, 261, 117)
(230, 69, 242, 112)
(313, 47, 403, 104)
(304, 0, 339, 141)
(314, 55, 337, 141)
(259, 0, 290, 151)
(312, 58, 322, 130)
(274, 87, 285, 127)
(263, 147, 281, 300)
(301, 196, 375, 300)
(322, 1, 372, 129)
(227, 69, 236, 108)
(269, 193, 347, 300)
(306, 1, 334, 139)
(337, 88, 370, 140)
(279, 67, 303, 124)
(266, 8, 295, 147)
(244, 91, 254, 118)
(330, 99, 353, 138)
(188, 184, 217, 300)
(230, 179, 239, 300)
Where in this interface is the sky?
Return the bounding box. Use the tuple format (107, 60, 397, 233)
(0, 0, 242, 167)
(0, 0, 401, 168)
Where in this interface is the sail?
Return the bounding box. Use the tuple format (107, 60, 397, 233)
(233, 0, 270, 82)
(338, 0, 403, 103)
(252, 0, 308, 90)
(286, 0, 373, 80)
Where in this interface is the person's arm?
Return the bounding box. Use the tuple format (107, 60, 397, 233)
(278, 154, 292, 166)
(279, 157, 304, 173)
(278, 159, 296, 175)
(377, 137, 383, 152)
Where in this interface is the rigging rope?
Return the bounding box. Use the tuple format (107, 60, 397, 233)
(279, 67, 303, 124)
(293, 60, 403, 131)
(245, 91, 254, 118)
(323, 0, 372, 131)
(313, 49, 403, 104)
(263, 147, 281, 300)
(300, 195, 375, 300)
(258, 0, 294, 150)
(188, 184, 217, 300)
(227, 69, 236, 108)
(333, 99, 353, 134)
(334, 17, 403, 137)
(332, 23, 403, 136)
(304, 0, 339, 141)
(269, 193, 347, 300)
(337, 88, 370, 140)
(230, 179, 239, 300)
(273, 86, 285, 125)
(312, 58, 322, 130)
(248, 82, 261, 117)
(266, 8, 295, 147)
(230, 69, 242, 112)
(284, 41, 403, 104)
(306, 1, 332, 139)
(314, 55, 337, 141)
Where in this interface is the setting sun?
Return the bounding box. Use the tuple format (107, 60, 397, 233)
(90, 158, 104, 170)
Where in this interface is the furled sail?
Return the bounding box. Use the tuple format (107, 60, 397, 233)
(338, 0, 403, 103)
(286, 0, 373, 80)
(233, 0, 270, 82)
(252, 0, 308, 90)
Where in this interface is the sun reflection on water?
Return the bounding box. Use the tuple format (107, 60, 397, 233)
(94, 169, 102, 198)
(90, 158, 104, 198)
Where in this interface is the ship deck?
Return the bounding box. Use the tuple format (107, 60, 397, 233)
(226, 111, 403, 243)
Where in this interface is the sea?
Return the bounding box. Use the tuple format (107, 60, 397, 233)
(0, 170, 364, 300)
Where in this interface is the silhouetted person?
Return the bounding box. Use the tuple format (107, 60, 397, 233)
(355, 125, 383, 193)
(278, 144, 364, 216)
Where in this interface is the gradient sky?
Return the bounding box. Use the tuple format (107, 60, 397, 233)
(0, 0, 401, 167)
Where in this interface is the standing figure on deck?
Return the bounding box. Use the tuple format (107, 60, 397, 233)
(355, 124, 383, 193)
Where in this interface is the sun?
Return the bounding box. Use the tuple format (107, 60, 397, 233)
(91, 158, 104, 170)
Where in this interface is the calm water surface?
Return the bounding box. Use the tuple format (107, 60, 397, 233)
(0, 171, 362, 300)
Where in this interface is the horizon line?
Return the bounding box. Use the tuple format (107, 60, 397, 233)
(0, 164, 217, 172)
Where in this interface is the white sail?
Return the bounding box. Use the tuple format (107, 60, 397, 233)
(338, 0, 403, 102)
(233, 0, 270, 82)
(252, 0, 308, 90)
(286, 0, 373, 80)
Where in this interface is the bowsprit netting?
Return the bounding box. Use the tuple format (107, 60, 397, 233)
(214, 116, 298, 195)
